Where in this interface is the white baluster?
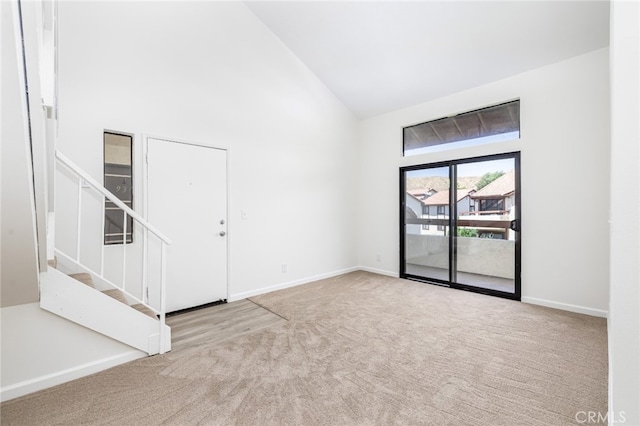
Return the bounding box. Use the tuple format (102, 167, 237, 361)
(76, 177, 82, 262)
(142, 226, 148, 303)
(122, 210, 127, 291)
(159, 241, 168, 354)
(100, 196, 105, 276)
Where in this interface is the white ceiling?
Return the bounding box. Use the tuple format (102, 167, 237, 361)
(245, 1, 610, 118)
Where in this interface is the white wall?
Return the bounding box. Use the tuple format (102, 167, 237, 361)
(609, 1, 640, 423)
(0, 303, 144, 402)
(55, 1, 359, 300)
(1, 0, 40, 307)
(358, 48, 610, 316)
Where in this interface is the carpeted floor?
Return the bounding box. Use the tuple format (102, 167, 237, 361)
(0, 271, 608, 425)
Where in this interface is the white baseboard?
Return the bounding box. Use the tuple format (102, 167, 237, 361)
(230, 267, 606, 321)
(607, 306, 613, 420)
(0, 350, 145, 402)
(358, 265, 398, 278)
(522, 296, 608, 318)
(229, 266, 360, 302)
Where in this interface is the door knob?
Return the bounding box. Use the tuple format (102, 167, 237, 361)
(219, 231, 226, 237)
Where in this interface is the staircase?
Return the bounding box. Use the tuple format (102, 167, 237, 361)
(41, 267, 171, 355)
(50, 259, 157, 319)
(6, 0, 171, 357)
(39, 152, 173, 355)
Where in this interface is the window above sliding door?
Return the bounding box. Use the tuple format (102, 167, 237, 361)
(403, 100, 520, 156)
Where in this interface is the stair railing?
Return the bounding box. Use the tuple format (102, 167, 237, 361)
(55, 150, 172, 354)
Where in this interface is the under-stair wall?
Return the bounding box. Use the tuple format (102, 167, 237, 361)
(0, 301, 147, 402)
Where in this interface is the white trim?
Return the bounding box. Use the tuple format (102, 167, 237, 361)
(225, 147, 231, 303)
(0, 350, 145, 402)
(229, 266, 360, 301)
(607, 303, 613, 422)
(522, 296, 608, 318)
(142, 135, 150, 302)
(358, 266, 398, 278)
(143, 133, 230, 152)
(143, 135, 230, 306)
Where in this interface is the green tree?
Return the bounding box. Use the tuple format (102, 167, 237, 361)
(476, 171, 504, 190)
(457, 228, 478, 238)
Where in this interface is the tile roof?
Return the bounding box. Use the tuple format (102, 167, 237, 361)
(407, 189, 430, 198)
(406, 192, 424, 203)
(472, 169, 515, 198)
(422, 191, 450, 205)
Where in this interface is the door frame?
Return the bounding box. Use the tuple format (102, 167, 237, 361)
(399, 151, 521, 301)
(142, 134, 230, 307)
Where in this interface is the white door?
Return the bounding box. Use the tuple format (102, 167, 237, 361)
(146, 137, 227, 313)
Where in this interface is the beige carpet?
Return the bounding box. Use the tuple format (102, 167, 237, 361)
(0, 271, 607, 425)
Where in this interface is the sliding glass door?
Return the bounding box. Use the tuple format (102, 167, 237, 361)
(403, 166, 451, 282)
(400, 153, 521, 300)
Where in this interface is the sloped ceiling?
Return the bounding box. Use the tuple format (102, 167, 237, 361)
(245, 1, 610, 118)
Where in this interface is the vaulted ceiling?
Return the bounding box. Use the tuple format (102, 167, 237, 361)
(245, 1, 610, 118)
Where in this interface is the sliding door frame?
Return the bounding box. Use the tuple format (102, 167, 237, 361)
(400, 152, 521, 301)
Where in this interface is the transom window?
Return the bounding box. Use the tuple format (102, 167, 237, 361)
(403, 100, 520, 156)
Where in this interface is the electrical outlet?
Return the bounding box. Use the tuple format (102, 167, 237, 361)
(241, 210, 249, 220)
(376, 254, 381, 262)
(281, 264, 287, 273)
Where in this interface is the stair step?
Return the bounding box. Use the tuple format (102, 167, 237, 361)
(101, 289, 157, 319)
(102, 289, 128, 304)
(69, 273, 94, 288)
(67, 273, 159, 322)
(41, 268, 171, 355)
(131, 303, 157, 319)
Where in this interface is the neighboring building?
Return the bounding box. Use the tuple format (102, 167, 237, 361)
(407, 189, 475, 235)
(470, 170, 515, 215)
(459, 170, 517, 239)
(405, 173, 516, 239)
(404, 192, 422, 235)
(407, 188, 437, 201)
